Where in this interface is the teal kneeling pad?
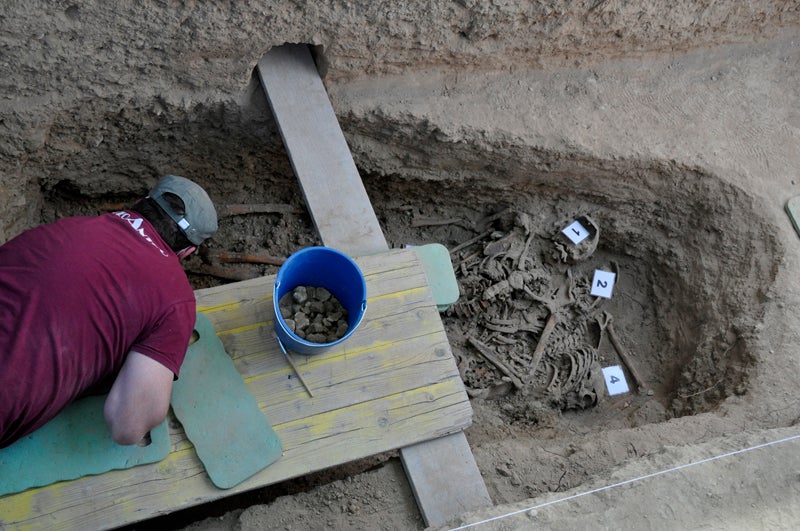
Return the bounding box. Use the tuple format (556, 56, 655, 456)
(171, 312, 282, 489)
(410, 243, 460, 312)
(0, 395, 170, 496)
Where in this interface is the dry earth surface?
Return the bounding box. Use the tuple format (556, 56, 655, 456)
(177, 31, 800, 531)
(2, 2, 800, 530)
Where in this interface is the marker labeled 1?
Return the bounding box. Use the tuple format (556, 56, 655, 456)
(562, 220, 590, 244)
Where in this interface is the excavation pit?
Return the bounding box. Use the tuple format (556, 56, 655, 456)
(30, 88, 784, 526)
(40, 142, 781, 430)
(362, 157, 780, 429)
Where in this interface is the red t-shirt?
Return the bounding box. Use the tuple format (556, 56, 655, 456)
(0, 211, 196, 448)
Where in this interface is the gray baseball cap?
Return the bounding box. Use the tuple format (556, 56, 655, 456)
(149, 175, 218, 245)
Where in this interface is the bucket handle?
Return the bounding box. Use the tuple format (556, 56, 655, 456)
(351, 300, 367, 331)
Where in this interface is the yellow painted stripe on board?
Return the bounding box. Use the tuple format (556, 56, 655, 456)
(241, 332, 440, 390)
(199, 288, 429, 335)
(366, 286, 428, 303)
(273, 379, 462, 437)
(216, 320, 273, 336)
(196, 300, 244, 313)
(199, 288, 429, 319)
(0, 486, 37, 527)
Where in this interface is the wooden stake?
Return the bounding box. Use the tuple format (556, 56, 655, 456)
(190, 263, 261, 281)
(200, 249, 286, 267)
(216, 203, 301, 217)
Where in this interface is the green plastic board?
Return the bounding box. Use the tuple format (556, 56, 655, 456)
(0, 395, 170, 496)
(409, 243, 460, 312)
(171, 312, 283, 489)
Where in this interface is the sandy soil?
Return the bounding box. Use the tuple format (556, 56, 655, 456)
(2, 3, 799, 530)
(122, 30, 800, 530)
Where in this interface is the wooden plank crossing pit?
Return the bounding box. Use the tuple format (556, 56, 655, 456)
(258, 43, 491, 526)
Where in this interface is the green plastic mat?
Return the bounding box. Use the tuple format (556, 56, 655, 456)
(171, 312, 283, 489)
(409, 243, 460, 312)
(0, 395, 170, 496)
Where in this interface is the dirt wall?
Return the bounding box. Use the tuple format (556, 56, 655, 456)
(1, 1, 798, 242)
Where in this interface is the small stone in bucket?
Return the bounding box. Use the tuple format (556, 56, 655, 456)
(279, 286, 350, 343)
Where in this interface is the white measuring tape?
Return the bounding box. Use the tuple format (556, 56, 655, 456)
(448, 432, 800, 531)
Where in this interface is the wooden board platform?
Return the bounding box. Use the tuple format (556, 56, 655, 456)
(0, 248, 472, 530)
(257, 44, 492, 526)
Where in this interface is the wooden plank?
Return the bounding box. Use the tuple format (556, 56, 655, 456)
(402, 432, 493, 526)
(0, 249, 472, 530)
(257, 44, 491, 527)
(257, 44, 387, 257)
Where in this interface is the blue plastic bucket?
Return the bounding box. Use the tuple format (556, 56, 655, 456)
(273, 246, 367, 355)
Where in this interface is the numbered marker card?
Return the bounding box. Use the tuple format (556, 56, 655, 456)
(602, 365, 630, 395)
(562, 220, 590, 244)
(591, 270, 616, 299)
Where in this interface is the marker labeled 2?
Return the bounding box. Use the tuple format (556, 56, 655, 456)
(590, 270, 616, 298)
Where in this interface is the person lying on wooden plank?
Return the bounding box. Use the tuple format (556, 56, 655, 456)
(0, 175, 217, 447)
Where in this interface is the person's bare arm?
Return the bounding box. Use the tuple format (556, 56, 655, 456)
(103, 351, 174, 445)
